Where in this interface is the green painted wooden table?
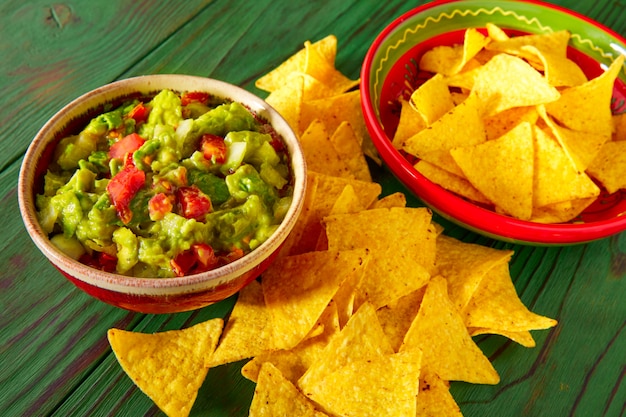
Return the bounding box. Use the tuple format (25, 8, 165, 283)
(1, 0, 625, 416)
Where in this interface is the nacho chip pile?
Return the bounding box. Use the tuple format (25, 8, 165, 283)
(107, 35, 557, 417)
(394, 24, 626, 223)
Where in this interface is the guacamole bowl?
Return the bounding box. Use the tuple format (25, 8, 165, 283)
(360, 0, 626, 245)
(18, 74, 307, 313)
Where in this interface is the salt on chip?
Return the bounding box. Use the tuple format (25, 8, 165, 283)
(262, 249, 369, 350)
(533, 125, 600, 209)
(209, 280, 271, 367)
(400, 275, 500, 385)
(463, 262, 557, 334)
(298, 302, 394, 394)
(305, 349, 423, 417)
(249, 362, 329, 417)
(434, 234, 513, 312)
(472, 53, 560, 115)
(410, 73, 455, 125)
(416, 370, 464, 417)
(300, 119, 354, 178)
(545, 55, 624, 137)
(324, 207, 435, 308)
(107, 319, 224, 417)
(451, 121, 535, 220)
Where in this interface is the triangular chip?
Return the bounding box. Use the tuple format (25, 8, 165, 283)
(400, 276, 500, 384)
(264, 74, 304, 135)
(533, 126, 600, 208)
(451, 121, 535, 220)
(107, 319, 224, 417)
(415, 371, 464, 417)
(587, 140, 626, 194)
(298, 302, 394, 393)
(330, 121, 372, 181)
(249, 362, 329, 417)
(419, 28, 490, 76)
(370, 191, 407, 209)
(415, 160, 491, 205)
(544, 55, 624, 137)
(262, 249, 369, 350)
(377, 287, 426, 352)
(469, 327, 536, 348)
(303, 39, 359, 95)
(209, 280, 271, 367)
(306, 350, 423, 417)
(300, 119, 355, 178)
(463, 262, 558, 332)
(434, 234, 513, 312)
(410, 73, 455, 125)
(392, 98, 427, 149)
(473, 53, 560, 115)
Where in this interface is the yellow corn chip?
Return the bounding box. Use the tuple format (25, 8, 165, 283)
(483, 106, 539, 141)
(300, 119, 355, 178)
(469, 327, 536, 348)
(416, 371, 464, 417)
(410, 73, 455, 125)
(264, 73, 304, 135)
(330, 121, 372, 182)
(392, 98, 427, 149)
(415, 160, 491, 205)
(107, 319, 224, 417)
(262, 249, 369, 350)
(249, 362, 329, 417)
(370, 191, 407, 209)
(586, 140, 626, 194)
(377, 287, 426, 352)
(400, 276, 500, 385)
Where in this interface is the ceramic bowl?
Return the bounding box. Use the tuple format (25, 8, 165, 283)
(18, 75, 307, 313)
(361, 0, 626, 245)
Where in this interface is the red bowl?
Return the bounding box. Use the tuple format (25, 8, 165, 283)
(361, 0, 626, 245)
(18, 75, 307, 313)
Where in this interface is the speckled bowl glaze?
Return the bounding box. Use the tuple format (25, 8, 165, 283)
(361, 0, 626, 245)
(18, 75, 307, 313)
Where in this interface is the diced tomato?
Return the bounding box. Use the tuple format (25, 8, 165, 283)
(176, 185, 212, 221)
(221, 247, 245, 265)
(127, 102, 149, 123)
(171, 250, 197, 277)
(148, 192, 173, 220)
(192, 243, 219, 269)
(107, 158, 146, 224)
(181, 91, 210, 106)
(80, 252, 117, 273)
(200, 134, 227, 164)
(109, 133, 146, 160)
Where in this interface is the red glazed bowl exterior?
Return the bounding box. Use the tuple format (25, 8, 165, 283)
(18, 75, 307, 314)
(360, 0, 626, 245)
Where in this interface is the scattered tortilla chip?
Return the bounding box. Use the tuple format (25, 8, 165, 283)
(264, 74, 304, 136)
(209, 280, 271, 367)
(400, 276, 500, 385)
(249, 362, 329, 417)
(107, 319, 224, 417)
(377, 287, 426, 352)
(370, 191, 407, 209)
(416, 371, 464, 417)
(463, 262, 558, 333)
(451, 121, 535, 220)
(435, 234, 513, 311)
(262, 249, 369, 350)
(330, 121, 372, 181)
(469, 327, 536, 348)
(303, 39, 360, 95)
(300, 119, 354, 178)
(304, 349, 423, 417)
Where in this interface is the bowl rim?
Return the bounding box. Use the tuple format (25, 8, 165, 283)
(18, 74, 307, 294)
(360, 0, 626, 245)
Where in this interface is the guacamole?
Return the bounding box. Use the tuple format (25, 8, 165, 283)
(37, 89, 294, 278)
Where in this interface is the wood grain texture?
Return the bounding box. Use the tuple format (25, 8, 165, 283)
(1, 0, 625, 416)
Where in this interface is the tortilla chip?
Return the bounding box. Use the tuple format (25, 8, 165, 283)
(249, 362, 329, 417)
(265, 74, 304, 135)
(300, 119, 354, 178)
(410, 73, 455, 125)
(209, 280, 271, 367)
(304, 350, 423, 417)
(298, 302, 394, 393)
(400, 276, 500, 385)
(393, 99, 427, 149)
(107, 319, 224, 417)
(416, 371, 464, 417)
(262, 249, 369, 350)
(586, 140, 626, 194)
(415, 160, 492, 205)
(614, 112, 626, 141)
(304, 39, 359, 95)
(377, 287, 426, 352)
(521, 44, 588, 87)
(330, 121, 372, 181)
(370, 191, 407, 209)
(434, 234, 513, 311)
(545, 55, 624, 137)
(483, 106, 539, 141)
(324, 207, 436, 308)
(533, 126, 600, 208)
(403, 94, 486, 158)
(473, 53, 560, 115)
(485, 23, 510, 42)
(451, 121, 535, 220)
(469, 327, 537, 348)
(419, 28, 490, 76)
(255, 35, 338, 92)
